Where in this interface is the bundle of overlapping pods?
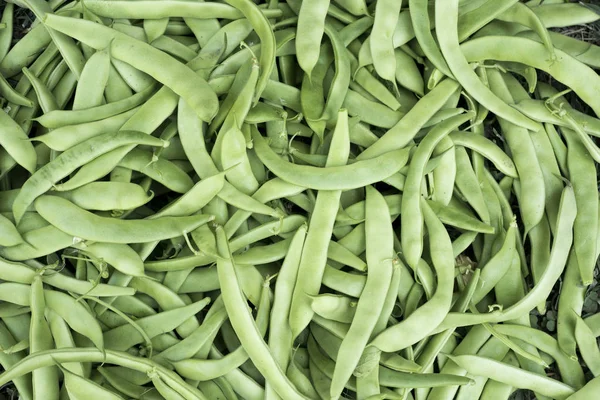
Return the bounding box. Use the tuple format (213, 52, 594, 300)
(0, 0, 600, 399)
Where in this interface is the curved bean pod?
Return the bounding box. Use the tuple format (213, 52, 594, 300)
(435, 0, 539, 131)
(447, 354, 575, 399)
(252, 128, 410, 190)
(34, 195, 214, 244)
(12, 131, 168, 224)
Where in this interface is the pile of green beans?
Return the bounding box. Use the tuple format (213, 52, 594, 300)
(1, 0, 600, 399)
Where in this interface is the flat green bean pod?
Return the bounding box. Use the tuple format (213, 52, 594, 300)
(34, 195, 214, 244)
(436, 0, 539, 132)
(83, 0, 282, 20)
(0, 348, 205, 399)
(252, 129, 411, 190)
(0, 257, 135, 297)
(51, 182, 152, 212)
(12, 131, 168, 224)
(34, 84, 157, 129)
(435, 185, 576, 332)
(103, 298, 210, 351)
(447, 354, 575, 399)
(449, 131, 518, 177)
(462, 36, 600, 119)
(0, 109, 37, 174)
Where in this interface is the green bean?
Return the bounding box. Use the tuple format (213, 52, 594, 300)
(105, 63, 134, 103)
(457, 0, 518, 42)
(103, 298, 210, 352)
(401, 112, 474, 268)
(296, 0, 329, 76)
(211, 62, 255, 134)
(471, 221, 517, 304)
(321, 259, 366, 294)
(266, 225, 306, 398)
(434, 185, 576, 331)
(496, 2, 554, 57)
(494, 323, 585, 389)
(0, 71, 35, 108)
(416, 268, 481, 372)
(152, 174, 225, 220)
(310, 330, 473, 390)
(37, 84, 156, 129)
(342, 88, 404, 128)
(453, 335, 512, 400)
(310, 294, 356, 324)
(172, 282, 270, 381)
(131, 276, 207, 335)
(0, 304, 30, 318)
(350, 55, 401, 112)
(97, 366, 156, 399)
(0, 3, 12, 60)
(0, 108, 37, 175)
(0, 321, 33, 399)
(330, 186, 394, 398)
(429, 136, 456, 207)
(30, 276, 60, 400)
(148, 214, 306, 272)
(358, 79, 460, 160)
(436, 0, 539, 131)
(0, 23, 50, 78)
(73, 50, 110, 109)
(517, 29, 600, 69)
(35, 107, 141, 150)
(16, 0, 85, 78)
(567, 375, 600, 400)
(49, 182, 150, 212)
(298, 39, 331, 139)
(12, 131, 168, 223)
(448, 354, 575, 399)
(370, 197, 454, 353)
(178, 99, 281, 217)
(143, 17, 168, 43)
(34, 195, 213, 244)
(61, 364, 123, 400)
(371, 0, 403, 85)
(487, 69, 545, 236)
(531, 3, 599, 27)
(73, 242, 144, 277)
(0, 212, 23, 246)
(253, 127, 410, 190)
(0, 283, 103, 352)
(462, 36, 600, 119)
(512, 99, 600, 138)
(151, 373, 188, 400)
(394, 47, 425, 96)
(213, 226, 308, 399)
(116, 149, 194, 194)
(334, 0, 367, 16)
(0, 225, 73, 261)
(155, 305, 228, 363)
(320, 25, 351, 125)
(218, 109, 260, 196)
(410, 0, 452, 79)
(0, 348, 204, 400)
(288, 110, 350, 338)
(228, 0, 276, 103)
(285, 357, 319, 400)
(449, 131, 517, 177)
(0, 256, 135, 297)
(83, 0, 282, 19)
(556, 249, 586, 362)
(562, 128, 598, 285)
(108, 37, 217, 121)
